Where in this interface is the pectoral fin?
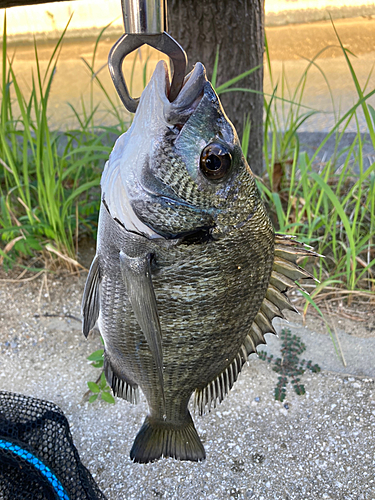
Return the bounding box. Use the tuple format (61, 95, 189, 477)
(119, 251, 164, 406)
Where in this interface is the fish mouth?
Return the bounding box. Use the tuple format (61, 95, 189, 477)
(162, 61, 207, 127)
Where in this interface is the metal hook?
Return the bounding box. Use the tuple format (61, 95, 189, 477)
(108, 0, 187, 113)
(108, 33, 187, 113)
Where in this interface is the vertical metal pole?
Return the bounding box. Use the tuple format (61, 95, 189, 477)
(121, 0, 166, 34)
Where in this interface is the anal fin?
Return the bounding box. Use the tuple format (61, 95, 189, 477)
(104, 355, 139, 404)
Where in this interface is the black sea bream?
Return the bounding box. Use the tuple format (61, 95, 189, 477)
(82, 61, 316, 463)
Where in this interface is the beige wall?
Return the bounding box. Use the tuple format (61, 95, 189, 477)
(0, 0, 123, 39)
(268, 0, 375, 13)
(1, 0, 375, 40)
(266, 0, 375, 25)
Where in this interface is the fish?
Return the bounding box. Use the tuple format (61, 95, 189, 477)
(82, 60, 317, 463)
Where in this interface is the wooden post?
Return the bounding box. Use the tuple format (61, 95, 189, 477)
(168, 0, 265, 175)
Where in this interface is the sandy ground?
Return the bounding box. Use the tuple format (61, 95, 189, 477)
(0, 269, 374, 500)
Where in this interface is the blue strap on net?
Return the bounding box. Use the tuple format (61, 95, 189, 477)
(0, 438, 70, 500)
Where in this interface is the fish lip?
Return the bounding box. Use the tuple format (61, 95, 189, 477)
(162, 62, 207, 126)
(100, 62, 209, 242)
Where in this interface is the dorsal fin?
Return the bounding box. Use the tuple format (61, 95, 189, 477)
(194, 234, 320, 415)
(82, 255, 101, 338)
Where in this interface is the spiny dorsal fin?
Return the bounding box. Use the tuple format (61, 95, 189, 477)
(248, 233, 319, 345)
(253, 310, 277, 336)
(274, 234, 318, 254)
(273, 256, 315, 281)
(266, 284, 298, 314)
(195, 235, 320, 415)
(247, 322, 264, 347)
(269, 270, 296, 292)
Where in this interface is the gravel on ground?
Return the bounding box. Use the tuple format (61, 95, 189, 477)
(0, 270, 374, 500)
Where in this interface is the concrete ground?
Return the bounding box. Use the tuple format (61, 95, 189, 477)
(0, 271, 374, 500)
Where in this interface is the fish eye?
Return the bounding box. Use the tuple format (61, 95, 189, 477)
(200, 143, 232, 180)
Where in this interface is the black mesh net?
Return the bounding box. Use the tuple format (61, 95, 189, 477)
(0, 391, 107, 500)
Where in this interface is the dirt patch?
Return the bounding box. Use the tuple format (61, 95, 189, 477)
(0, 266, 372, 356)
(0, 269, 86, 350)
(284, 309, 375, 339)
(0, 261, 373, 354)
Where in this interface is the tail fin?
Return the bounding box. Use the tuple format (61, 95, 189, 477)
(130, 413, 206, 463)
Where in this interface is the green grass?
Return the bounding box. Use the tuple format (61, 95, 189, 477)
(260, 26, 375, 303)
(0, 17, 374, 312)
(217, 26, 374, 306)
(0, 16, 126, 270)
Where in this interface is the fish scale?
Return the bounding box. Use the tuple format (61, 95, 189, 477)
(82, 61, 319, 463)
(155, 140, 214, 209)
